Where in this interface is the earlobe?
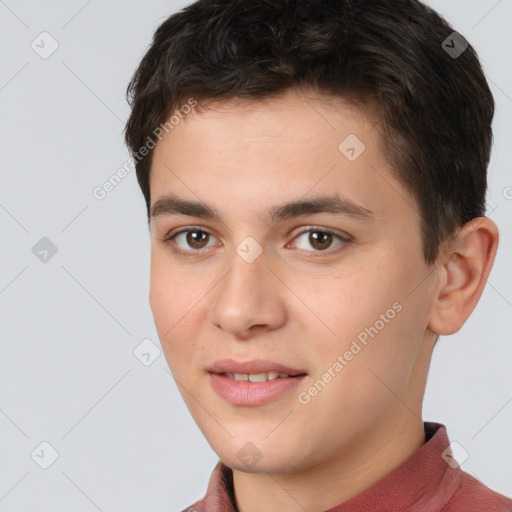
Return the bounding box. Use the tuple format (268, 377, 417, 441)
(428, 217, 499, 336)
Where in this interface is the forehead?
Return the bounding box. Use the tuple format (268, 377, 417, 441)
(155, 90, 378, 154)
(149, 90, 416, 224)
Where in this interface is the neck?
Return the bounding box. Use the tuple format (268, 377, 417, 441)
(232, 413, 426, 512)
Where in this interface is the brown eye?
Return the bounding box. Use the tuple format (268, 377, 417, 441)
(184, 230, 210, 249)
(167, 229, 216, 253)
(308, 231, 333, 251)
(290, 227, 350, 255)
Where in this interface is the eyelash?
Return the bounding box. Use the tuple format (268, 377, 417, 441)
(158, 226, 352, 259)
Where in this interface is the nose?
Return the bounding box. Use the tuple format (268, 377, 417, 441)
(207, 245, 287, 340)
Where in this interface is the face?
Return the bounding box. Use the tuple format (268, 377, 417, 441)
(148, 90, 439, 474)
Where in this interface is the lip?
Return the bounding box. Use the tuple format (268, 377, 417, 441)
(209, 372, 308, 406)
(208, 358, 307, 376)
(208, 359, 308, 406)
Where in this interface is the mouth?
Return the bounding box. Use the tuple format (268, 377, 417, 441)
(207, 359, 308, 406)
(208, 358, 307, 377)
(215, 371, 307, 382)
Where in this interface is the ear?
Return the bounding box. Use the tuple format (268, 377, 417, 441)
(428, 217, 499, 335)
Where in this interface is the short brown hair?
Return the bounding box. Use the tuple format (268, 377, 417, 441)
(124, 0, 494, 265)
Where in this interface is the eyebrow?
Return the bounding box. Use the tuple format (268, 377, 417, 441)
(150, 193, 374, 224)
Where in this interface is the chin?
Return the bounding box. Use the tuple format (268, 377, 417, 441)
(223, 452, 300, 474)
(212, 433, 309, 474)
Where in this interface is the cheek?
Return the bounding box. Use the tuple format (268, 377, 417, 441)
(149, 258, 174, 334)
(149, 251, 200, 328)
(299, 270, 398, 343)
(149, 256, 201, 369)
(299, 261, 424, 380)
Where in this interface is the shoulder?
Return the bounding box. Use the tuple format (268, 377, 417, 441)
(443, 470, 512, 511)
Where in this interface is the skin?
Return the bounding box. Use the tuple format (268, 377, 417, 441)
(148, 88, 498, 512)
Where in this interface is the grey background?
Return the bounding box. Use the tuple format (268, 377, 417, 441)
(0, 1, 510, 510)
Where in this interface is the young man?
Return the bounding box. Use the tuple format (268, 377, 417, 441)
(124, 0, 512, 510)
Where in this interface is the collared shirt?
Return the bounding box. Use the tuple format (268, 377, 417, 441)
(181, 422, 512, 512)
